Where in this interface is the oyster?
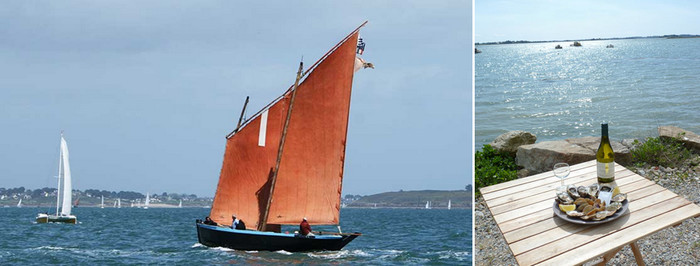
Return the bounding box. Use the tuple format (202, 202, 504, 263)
(567, 184, 581, 199)
(612, 193, 627, 203)
(599, 184, 614, 193)
(588, 184, 600, 198)
(577, 186, 591, 198)
(566, 211, 584, 217)
(556, 192, 574, 204)
(593, 211, 612, 220)
(606, 201, 622, 212)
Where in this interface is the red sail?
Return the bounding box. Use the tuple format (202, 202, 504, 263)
(209, 99, 288, 228)
(265, 32, 359, 225)
(209, 23, 364, 228)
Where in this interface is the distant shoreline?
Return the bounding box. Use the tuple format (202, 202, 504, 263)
(476, 34, 700, 45)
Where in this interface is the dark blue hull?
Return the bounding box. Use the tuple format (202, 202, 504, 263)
(195, 221, 359, 252)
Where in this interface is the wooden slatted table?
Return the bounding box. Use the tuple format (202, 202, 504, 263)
(480, 160, 700, 265)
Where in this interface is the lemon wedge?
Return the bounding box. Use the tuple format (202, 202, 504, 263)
(559, 204, 576, 213)
(612, 186, 621, 196)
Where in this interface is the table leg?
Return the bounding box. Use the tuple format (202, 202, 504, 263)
(597, 246, 624, 266)
(630, 241, 645, 266)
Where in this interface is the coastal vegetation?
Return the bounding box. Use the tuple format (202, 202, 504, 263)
(475, 145, 518, 196)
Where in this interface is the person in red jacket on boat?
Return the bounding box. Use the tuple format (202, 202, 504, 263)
(300, 217, 314, 236)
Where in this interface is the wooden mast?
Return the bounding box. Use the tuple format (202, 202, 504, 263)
(235, 97, 250, 132)
(258, 61, 304, 231)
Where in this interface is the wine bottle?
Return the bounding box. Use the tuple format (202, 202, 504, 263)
(596, 123, 615, 183)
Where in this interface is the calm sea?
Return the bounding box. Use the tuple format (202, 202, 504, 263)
(0, 207, 470, 265)
(476, 38, 700, 147)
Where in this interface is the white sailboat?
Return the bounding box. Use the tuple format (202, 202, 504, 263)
(425, 201, 431, 209)
(113, 199, 117, 208)
(17, 198, 22, 208)
(144, 193, 150, 209)
(448, 200, 452, 210)
(101, 195, 105, 208)
(36, 133, 77, 224)
(117, 198, 121, 208)
(178, 199, 182, 208)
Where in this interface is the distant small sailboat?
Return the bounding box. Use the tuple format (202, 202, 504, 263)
(113, 199, 117, 208)
(101, 195, 105, 209)
(425, 201, 431, 209)
(17, 198, 22, 208)
(178, 199, 182, 208)
(447, 200, 452, 210)
(36, 132, 77, 224)
(144, 193, 150, 209)
(117, 198, 121, 208)
(130, 201, 134, 208)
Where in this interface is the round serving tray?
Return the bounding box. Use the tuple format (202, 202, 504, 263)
(553, 199, 629, 225)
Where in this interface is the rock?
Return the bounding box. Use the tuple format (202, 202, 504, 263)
(516, 140, 593, 174)
(516, 137, 631, 175)
(658, 126, 700, 151)
(621, 138, 639, 149)
(489, 131, 537, 155)
(517, 169, 530, 178)
(475, 211, 485, 218)
(566, 137, 632, 165)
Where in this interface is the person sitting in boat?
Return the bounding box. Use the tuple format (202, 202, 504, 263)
(231, 214, 240, 229)
(203, 216, 217, 226)
(300, 217, 314, 236)
(235, 219, 246, 230)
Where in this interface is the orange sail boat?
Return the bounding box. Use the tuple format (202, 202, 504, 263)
(195, 21, 371, 251)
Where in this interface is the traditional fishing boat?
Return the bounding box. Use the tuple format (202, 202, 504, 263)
(196, 21, 372, 252)
(36, 133, 77, 224)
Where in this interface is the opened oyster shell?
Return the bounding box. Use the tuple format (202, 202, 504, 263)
(567, 184, 581, 199)
(612, 193, 627, 203)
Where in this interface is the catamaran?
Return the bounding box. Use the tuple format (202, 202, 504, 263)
(196, 22, 372, 251)
(36, 133, 77, 224)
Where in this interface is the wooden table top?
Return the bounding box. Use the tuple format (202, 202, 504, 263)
(480, 160, 700, 265)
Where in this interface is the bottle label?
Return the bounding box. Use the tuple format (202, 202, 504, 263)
(597, 162, 615, 178)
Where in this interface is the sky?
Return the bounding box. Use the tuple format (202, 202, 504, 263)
(476, 0, 700, 43)
(0, 1, 473, 197)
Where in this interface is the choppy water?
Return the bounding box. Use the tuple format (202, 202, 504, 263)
(476, 38, 700, 147)
(0, 207, 470, 265)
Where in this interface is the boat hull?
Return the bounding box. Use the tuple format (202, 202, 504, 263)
(36, 213, 77, 224)
(195, 221, 359, 252)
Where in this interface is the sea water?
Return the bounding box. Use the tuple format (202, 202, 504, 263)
(0, 207, 470, 265)
(476, 38, 700, 147)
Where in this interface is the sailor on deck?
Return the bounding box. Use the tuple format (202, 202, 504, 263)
(231, 215, 240, 229)
(300, 217, 314, 236)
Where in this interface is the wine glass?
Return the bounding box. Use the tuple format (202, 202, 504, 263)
(553, 163, 571, 192)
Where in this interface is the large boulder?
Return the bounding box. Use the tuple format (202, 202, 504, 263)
(565, 137, 631, 165)
(516, 137, 631, 175)
(489, 131, 537, 155)
(658, 126, 700, 151)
